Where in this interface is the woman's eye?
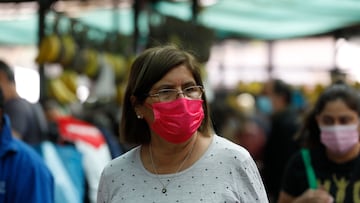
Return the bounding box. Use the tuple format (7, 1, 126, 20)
(159, 89, 173, 94)
(184, 87, 194, 93)
(321, 117, 334, 125)
(339, 116, 353, 125)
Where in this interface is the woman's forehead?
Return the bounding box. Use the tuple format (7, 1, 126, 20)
(152, 65, 195, 87)
(320, 99, 356, 115)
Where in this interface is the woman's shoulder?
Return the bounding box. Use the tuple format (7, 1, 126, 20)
(102, 146, 141, 174)
(210, 134, 252, 161)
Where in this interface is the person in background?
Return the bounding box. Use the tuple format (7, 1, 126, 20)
(278, 82, 360, 203)
(97, 45, 268, 202)
(262, 79, 301, 202)
(0, 60, 48, 145)
(0, 87, 54, 203)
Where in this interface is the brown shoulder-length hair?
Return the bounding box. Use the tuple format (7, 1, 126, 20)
(120, 45, 213, 145)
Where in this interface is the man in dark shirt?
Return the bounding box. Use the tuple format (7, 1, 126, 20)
(0, 60, 48, 145)
(262, 79, 301, 202)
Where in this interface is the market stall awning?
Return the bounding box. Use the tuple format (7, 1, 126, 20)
(154, 0, 360, 39)
(1, 0, 360, 45)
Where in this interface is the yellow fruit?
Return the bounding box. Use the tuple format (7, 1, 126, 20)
(83, 49, 99, 79)
(59, 70, 78, 94)
(49, 78, 77, 104)
(59, 34, 76, 66)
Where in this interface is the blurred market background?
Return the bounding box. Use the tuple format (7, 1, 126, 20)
(1, 0, 360, 105)
(1, 0, 360, 202)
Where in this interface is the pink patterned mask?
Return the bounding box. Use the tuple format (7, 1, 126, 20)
(320, 124, 359, 155)
(150, 98, 204, 144)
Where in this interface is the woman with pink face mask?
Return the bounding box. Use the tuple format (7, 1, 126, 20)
(97, 45, 268, 203)
(278, 83, 360, 203)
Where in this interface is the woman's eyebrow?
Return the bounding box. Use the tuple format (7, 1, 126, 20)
(152, 84, 175, 91)
(153, 81, 196, 90)
(182, 81, 197, 87)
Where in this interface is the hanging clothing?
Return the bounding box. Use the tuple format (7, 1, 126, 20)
(56, 116, 112, 203)
(35, 141, 84, 203)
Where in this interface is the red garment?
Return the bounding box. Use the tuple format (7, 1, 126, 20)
(56, 116, 105, 148)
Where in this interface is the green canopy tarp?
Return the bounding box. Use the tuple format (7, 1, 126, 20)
(1, 0, 360, 45)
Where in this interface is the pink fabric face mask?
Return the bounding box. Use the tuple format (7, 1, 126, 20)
(320, 124, 359, 155)
(150, 98, 204, 144)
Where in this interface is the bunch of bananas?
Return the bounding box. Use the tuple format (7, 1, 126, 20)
(59, 70, 78, 94)
(59, 34, 77, 66)
(47, 70, 78, 104)
(36, 34, 61, 64)
(83, 48, 99, 79)
(36, 33, 77, 66)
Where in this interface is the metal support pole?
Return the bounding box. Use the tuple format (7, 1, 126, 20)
(133, 0, 141, 53)
(267, 40, 274, 79)
(191, 0, 199, 22)
(37, 0, 49, 104)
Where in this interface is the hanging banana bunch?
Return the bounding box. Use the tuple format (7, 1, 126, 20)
(59, 69, 78, 95)
(48, 76, 78, 105)
(36, 34, 62, 64)
(83, 48, 100, 79)
(58, 34, 77, 67)
(36, 14, 62, 64)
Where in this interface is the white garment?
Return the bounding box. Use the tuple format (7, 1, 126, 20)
(40, 142, 80, 203)
(97, 135, 269, 203)
(76, 141, 112, 203)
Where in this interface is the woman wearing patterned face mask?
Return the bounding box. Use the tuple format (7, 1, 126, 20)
(278, 82, 360, 203)
(97, 45, 268, 203)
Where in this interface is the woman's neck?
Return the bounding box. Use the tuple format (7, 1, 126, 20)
(147, 134, 199, 174)
(141, 132, 213, 174)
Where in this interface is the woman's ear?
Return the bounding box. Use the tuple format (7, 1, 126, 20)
(131, 95, 143, 119)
